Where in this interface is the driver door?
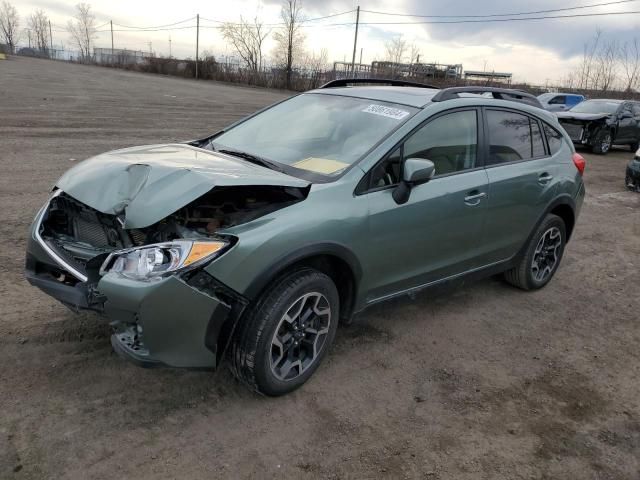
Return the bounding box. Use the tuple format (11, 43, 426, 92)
(361, 109, 489, 301)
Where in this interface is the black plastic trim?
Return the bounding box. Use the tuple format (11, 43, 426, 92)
(320, 78, 439, 89)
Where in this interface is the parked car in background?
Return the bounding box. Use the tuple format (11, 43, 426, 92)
(557, 99, 640, 154)
(25, 81, 585, 396)
(626, 147, 640, 191)
(538, 92, 585, 112)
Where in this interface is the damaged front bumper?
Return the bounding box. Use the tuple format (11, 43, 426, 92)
(25, 198, 248, 369)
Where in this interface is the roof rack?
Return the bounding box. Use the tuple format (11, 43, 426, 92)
(431, 87, 542, 108)
(320, 78, 439, 89)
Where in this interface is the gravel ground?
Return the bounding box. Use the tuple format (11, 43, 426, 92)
(1, 57, 639, 480)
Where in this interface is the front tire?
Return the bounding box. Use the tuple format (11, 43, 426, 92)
(592, 130, 613, 155)
(504, 214, 566, 290)
(229, 268, 339, 396)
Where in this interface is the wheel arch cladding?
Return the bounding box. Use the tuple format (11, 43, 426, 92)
(549, 202, 575, 240)
(244, 243, 361, 322)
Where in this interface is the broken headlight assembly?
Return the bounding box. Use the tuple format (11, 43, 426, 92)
(100, 239, 230, 281)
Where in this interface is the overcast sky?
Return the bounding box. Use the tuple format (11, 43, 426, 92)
(14, 0, 640, 84)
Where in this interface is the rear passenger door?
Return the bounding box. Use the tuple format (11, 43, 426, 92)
(617, 103, 636, 143)
(480, 109, 559, 263)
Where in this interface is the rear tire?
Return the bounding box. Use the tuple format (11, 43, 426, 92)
(504, 214, 566, 291)
(630, 141, 639, 152)
(591, 130, 613, 155)
(229, 268, 339, 396)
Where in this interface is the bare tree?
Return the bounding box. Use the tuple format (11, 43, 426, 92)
(384, 36, 407, 77)
(67, 3, 97, 62)
(221, 17, 270, 77)
(409, 43, 420, 64)
(619, 38, 640, 92)
(0, 1, 19, 53)
(273, 0, 304, 89)
(28, 9, 49, 54)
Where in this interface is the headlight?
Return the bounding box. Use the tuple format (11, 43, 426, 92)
(100, 239, 229, 281)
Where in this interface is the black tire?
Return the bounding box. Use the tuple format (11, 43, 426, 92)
(630, 141, 639, 152)
(504, 214, 566, 291)
(591, 130, 613, 155)
(229, 268, 339, 396)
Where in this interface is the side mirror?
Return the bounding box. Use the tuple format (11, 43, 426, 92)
(392, 158, 436, 204)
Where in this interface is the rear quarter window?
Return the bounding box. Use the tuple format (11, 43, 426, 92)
(543, 123, 564, 155)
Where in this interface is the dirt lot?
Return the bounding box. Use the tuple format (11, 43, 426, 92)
(1, 57, 639, 479)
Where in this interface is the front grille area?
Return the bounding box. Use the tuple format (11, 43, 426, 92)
(560, 122, 584, 141)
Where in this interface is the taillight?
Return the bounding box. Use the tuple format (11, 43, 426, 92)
(572, 153, 586, 175)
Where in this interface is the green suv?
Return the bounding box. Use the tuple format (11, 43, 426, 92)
(26, 80, 585, 395)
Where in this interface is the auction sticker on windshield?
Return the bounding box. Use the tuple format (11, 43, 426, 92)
(362, 104, 410, 120)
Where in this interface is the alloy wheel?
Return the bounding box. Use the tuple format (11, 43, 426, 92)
(601, 134, 612, 153)
(270, 292, 331, 381)
(531, 227, 562, 282)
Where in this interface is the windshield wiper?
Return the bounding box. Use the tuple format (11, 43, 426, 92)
(218, 148, 284, 173)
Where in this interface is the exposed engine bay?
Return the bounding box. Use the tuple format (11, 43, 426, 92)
(39, 185, 307, 281)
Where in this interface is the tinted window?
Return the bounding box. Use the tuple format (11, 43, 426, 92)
(403, 110, 477, 176)
(487, 110, 544, 164)
(543, 123, 564, 155)
(549, 96, 566, 105)
(370, 146, 402, 188)
(531, 121, 545, 157)
(633, 104, 640, 116)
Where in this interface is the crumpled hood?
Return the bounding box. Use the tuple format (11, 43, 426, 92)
(56, 143, 309, 229)
(556, 112, 612, 122)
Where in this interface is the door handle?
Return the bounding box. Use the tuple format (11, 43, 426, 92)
(538, 173, 553, 185)
(464, 191, 487, 206)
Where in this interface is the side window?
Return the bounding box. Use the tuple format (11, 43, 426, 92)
(403, 110, 477, 176)
(632, 104, 640, 117)
(531, 120, 545, 157)
(549, 96, 566, 105)
(487, 110, 544, 164)
(543, 123, 564, 155)
(369, 146, 402, 188)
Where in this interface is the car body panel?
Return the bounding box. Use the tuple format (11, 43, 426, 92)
(363, 169, 489, 301)
(538, 93, 585, 112)
(55, 143, 309, 229)
(24, 85, 586, 371)
(557, 100, 640, 149)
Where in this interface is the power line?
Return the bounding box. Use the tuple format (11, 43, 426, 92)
(111, 16, 196, 30)
(199, 9, 354, 27)
(329, 10, 640, 25)
(360, 0, 639, 19)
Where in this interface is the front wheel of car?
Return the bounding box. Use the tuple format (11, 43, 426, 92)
(504, 214, 566, 291)
(229, 268, 339, 396)
(592, 130, 613, 155)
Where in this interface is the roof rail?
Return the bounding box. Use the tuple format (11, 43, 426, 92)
(431, 87, 543, 108)
(320, 78, 439, 89)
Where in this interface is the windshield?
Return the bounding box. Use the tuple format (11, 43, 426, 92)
(569, 100, 620, 114)
(212, 93, 418, 177)
(537, 93, 555, 102)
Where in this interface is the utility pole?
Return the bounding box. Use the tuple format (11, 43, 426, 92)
(195, 14, 200, 79)
(110, 21, 114, 59)
(148, 42, 153, 57)
(169, 35, 172, 58)
(27, 29, 31, 49)
(350, 6, 360, 75)
(48, 19, 53, 58)
(359, 47, 363, 66)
